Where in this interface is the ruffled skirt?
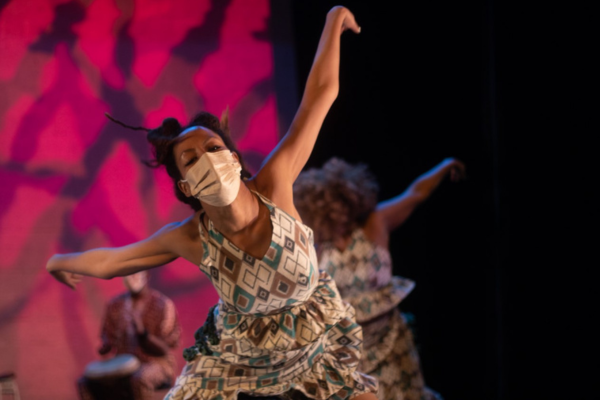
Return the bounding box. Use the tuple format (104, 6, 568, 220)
(358, 310, 441, 400)
(164, 271, 378, 400)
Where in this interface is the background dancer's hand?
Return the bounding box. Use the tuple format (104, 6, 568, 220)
(442, 158, 467, 182)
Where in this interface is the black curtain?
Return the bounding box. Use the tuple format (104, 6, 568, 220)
(285, 0, 596, 399)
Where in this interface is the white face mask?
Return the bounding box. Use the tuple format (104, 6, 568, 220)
(181, 150, 242, 207)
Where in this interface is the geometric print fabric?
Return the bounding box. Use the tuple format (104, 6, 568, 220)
(164, 193, 378, 400)
(361, 310, 442, 400)
(319, 229, 415, 324)
(201, 192, 318, 315)
(319, 228, 441, 400)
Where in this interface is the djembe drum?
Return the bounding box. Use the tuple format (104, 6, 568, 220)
(83, 354, 141, 400)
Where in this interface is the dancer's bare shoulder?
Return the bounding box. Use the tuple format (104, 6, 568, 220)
(155, 213, 205, 265)
(245, 177, 300, 221)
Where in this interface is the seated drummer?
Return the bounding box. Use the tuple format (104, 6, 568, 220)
(77, 270, 182, 400)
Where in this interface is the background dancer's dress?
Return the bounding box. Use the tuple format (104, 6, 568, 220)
(165, 193, 378, 400)
(319, 228, 441, 400)
(293, 157, 466, 400)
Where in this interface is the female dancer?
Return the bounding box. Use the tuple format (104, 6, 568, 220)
(46, 6, 378, 400)
(293, 157, 466, 400)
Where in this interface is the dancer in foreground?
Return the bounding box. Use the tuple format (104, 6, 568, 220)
(46, 6, 378, 400)
(293, 157, 466, 400)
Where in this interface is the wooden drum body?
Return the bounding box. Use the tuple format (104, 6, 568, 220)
(84, 354, 141, 380)
(82, 354, 141, 400)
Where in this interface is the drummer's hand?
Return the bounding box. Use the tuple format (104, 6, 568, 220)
(98, 342, 112, 356)
(49, 270, 83, 290)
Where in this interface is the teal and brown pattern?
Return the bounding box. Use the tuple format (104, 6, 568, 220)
(319, 229, 441, 400)
(165, 193, 378, 400)
(319, 229, 415, 324)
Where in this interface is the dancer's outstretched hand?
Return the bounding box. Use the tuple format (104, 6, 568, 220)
(49, 269, 83, 290)
(329, 6, 361, 34)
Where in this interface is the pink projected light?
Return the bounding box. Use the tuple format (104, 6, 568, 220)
(74, 0, 125, 88)
(0, 1, 278, 399)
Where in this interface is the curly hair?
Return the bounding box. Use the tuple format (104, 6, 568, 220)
(293, 157, 379, 243)
(106, 110, 251, 212)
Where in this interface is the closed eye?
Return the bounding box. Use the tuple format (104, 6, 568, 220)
(185, 156, 198, 167)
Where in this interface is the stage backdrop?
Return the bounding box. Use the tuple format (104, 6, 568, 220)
(0, 0, 290, 399)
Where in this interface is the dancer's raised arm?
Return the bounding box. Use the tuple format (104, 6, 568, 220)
(375, 157, 466, 232)
(253, 6, 360, 212)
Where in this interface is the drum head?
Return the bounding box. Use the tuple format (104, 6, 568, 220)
(84, 354, 141, 380)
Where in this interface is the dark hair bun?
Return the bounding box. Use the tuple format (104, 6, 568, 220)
(161, 118, 182, 137)
(145, 118, 183, 167)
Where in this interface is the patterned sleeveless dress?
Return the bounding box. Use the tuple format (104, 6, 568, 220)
(165, 193, 378, 400)
(318, 229, 441, 400)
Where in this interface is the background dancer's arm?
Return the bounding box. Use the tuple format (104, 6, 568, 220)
(375, 157, 466, 233)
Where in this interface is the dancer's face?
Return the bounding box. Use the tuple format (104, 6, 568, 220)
(174, 126, 239, 198)
(173, 126, 228, 176)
